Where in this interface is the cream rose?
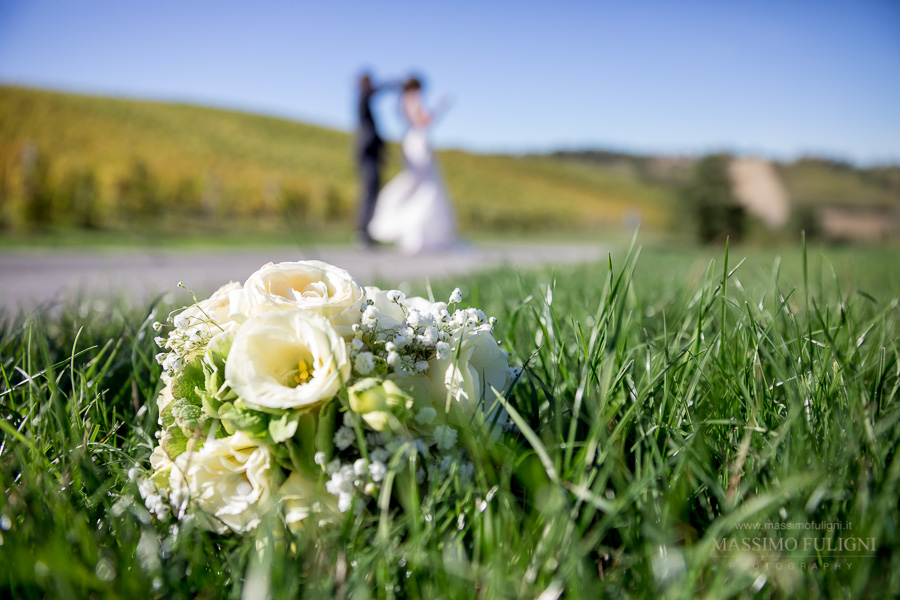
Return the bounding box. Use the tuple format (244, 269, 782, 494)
(155, 377, 176, 416)
(428, 330, 510, 414)
(225, 310, 350, 411)
(168, 431, 274, 534)
(364, 287, 446, 331)
(149, 444, 175, 490)
(177, 281, 244, 335)
(364, 287, 406, 328)
(243, 261, 365, 337)
(278, 472, 339, 532)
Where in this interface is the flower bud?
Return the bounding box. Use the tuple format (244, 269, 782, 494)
(347, 378, 414, 431)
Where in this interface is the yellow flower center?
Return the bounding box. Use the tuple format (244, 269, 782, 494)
(293, 359, 311, 386)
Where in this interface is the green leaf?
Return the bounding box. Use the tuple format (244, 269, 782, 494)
(172, 360, 205, 402)
(171, 398, 204, 430)
(200, 391, 223, 419)
(269, 412, 300, 443)
(159, 400, 176, 429)
(315, 400, 337, 460)
(161, 424, 190, 459)
(203, 332, 237, 407)
(205, 330, 234, 370)
(206, 369, 222, 398)
(297, 412, 317, 462)
(218, 403, 267, 435)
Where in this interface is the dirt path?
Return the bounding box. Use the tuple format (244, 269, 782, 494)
(0, 242, 607, 312)
(729, 158, 791, 228)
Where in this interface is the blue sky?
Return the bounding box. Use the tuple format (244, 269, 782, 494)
(1, 0, 898, 164)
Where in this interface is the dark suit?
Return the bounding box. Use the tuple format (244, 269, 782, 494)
(356, 87, 384, 243)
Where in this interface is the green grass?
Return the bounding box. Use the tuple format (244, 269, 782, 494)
(1, 243, 899, 598)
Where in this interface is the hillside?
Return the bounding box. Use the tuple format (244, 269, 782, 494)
(552, 150, 900, 242)
(0, 85, 672, 238)
(777, 158, 900, 209)
(550, 150, 900, 211)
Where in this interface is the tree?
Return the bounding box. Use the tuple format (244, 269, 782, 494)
(681, 154, 744, 243)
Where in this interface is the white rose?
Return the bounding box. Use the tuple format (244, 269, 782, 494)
(169, 431, 274, 534)
(155, 377, 176, 417)
(428, 330, 510, 414)
(178, 281, 244, 336)
(149, 444, 173, 472)
(364, 287, 407, 329)
(403, 295, 438, 313)
(365, 287, 447, 329)
(278, 472, 339, 532)
(225, 310, 350, 411)
(148, 444, 175, 491)
(244, 261, 365, 337)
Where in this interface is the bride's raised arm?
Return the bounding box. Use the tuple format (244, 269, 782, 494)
(433, 93, 453, 117)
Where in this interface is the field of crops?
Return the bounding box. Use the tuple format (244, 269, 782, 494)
(0, 85, 672, 238)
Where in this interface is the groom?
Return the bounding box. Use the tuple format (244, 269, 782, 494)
(355, 72, 393, 247)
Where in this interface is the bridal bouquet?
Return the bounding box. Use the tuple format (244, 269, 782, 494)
(134, 260, 517, 535)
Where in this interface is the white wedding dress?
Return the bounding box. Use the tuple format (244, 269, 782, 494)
(367, 93, 457, 254)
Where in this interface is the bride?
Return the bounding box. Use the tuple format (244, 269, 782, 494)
(367, 77, 457, 254)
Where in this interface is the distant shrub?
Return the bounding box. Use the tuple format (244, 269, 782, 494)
(58, 167, 101, 228)
(459, 204, 563, 232)
(170, 177, 204, 217)
(794, 156, 854, 173)
(323, 183, 348, 222)
(201, 170, 224, 217)
(681, 154, 745, 244)
(117, 161, 161, 222)
(279, 186, 310, 223)
(0, 157, 10, 230)
(789, 205, 820, 241)
(19, 144, 56, 228)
